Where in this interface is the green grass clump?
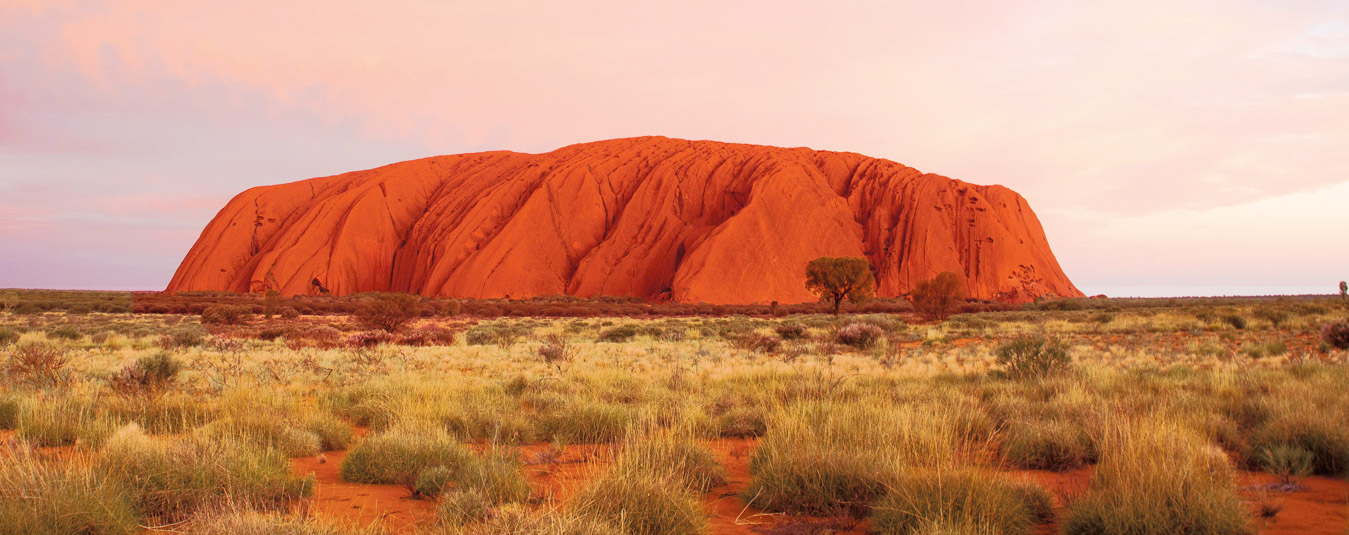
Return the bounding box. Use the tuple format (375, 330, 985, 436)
(456, 447, 531, 504)
(1001, 419, 1095, 471)
(575, 468, 706, 535)
(1062, 419, 1250, 535)
(870, 469, 1049, 535)
(98, 425, 313, 522)
(339, 423, 474, 485)
(0, 444, 140, 535)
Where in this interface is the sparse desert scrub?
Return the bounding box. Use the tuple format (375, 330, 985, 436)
(98, 425, 313, 522)
(995, 334, 1070, 378)
(870, 469, 1051, 535)
(339, 423, 475, 485)
(1248, 404, 1349, 476)
(0, 443, 140, 535)
(835, 322, 884, 349)
(1061, 418, 1251, 535)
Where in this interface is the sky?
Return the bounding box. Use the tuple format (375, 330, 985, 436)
(1, 1, 1346, 297)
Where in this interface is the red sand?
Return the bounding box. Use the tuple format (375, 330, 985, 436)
(291, 450, 438, 532)
(168, 137, 1081, 304)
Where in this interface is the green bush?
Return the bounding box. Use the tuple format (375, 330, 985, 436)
(870, 470, 1047, 535)
(995, 335, 1070, 378)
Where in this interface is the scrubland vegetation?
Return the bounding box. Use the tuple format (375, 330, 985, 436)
(1, 290, 1348, 534)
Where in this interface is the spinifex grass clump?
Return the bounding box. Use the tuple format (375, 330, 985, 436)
(748, 399, 978, 517)
(1001, 418, 1096, 471)
(575, 460, 707, 535)
(98, 425, 313, 522)
(188, 508, 374, 535)
(339, 423, 475, 485)
(613, 431, 727, 493)
(1248, 405, 1349, 477)
(442, 504, 622, 535)
(1062, 418, 1250, 535)
(870, 469, 1052, 535)
(0, 443, 140, 535)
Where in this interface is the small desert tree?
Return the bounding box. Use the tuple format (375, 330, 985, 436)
(356, 293, 420, 333)
(805, 257, 876, 315)
(911, 271, 965, 321)
(1340, 281, 1347, 302)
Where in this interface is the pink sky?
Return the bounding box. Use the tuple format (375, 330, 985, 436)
(1, 1, 1346, 296)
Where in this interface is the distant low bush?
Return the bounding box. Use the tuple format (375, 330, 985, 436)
(44, 326, 83, 341)
(355, 293, 420, 333)
(1321, 321, 1349, 350)
(597, 324, 639, 343)
(774, 323, 808, 340)
(201, 305, 253, 325)
(108, 352, 183, 396)
(835, 323, 883, 350)
(995, 335, 1070, 378)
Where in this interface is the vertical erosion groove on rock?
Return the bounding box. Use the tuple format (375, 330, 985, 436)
(167, 137, 1083, 303)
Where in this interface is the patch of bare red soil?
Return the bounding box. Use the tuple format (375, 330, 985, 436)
(1238, 471, 1349, 535)
(291, 450, 437, 532)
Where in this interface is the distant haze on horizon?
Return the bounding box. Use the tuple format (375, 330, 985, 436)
(1, 1, 1346, 298)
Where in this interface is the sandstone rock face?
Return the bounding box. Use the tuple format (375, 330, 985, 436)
(168, 137, 1082, 303)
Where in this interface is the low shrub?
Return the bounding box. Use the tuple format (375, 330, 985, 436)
(355, 293, 420, 333)
(5, 342, 71, 387)
(1221, 314, 1247, 330)
(538, 334, 575, 368)
(465, 324, 528, 347)
(597, 324, 639, 343)
(774, 323, 808, 340)
(835, 323, 884, 350)
(108, 352, 183, 395)
(995, 335, 1070, 378)
(1321, 321, 1349, 350)
(44, 326, 83, 341)
(347, 331, 393, 348)
(730, 332, 781, 353)
(870, 470, 1048, 535)
(158, 325, 208, 349)
(1256, 444, 1314, 485)
(201, 305, 253, 325)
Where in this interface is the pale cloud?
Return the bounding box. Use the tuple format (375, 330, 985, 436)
(0, 0, 1345, 294)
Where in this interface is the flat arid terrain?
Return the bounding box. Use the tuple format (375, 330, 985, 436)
(1, 290, 1347, 534)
